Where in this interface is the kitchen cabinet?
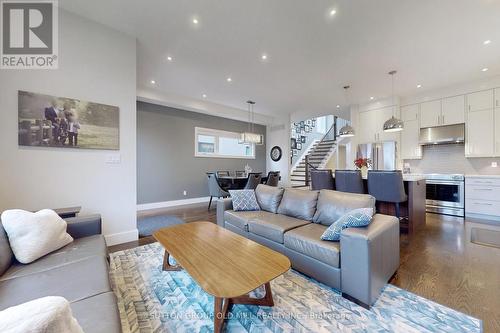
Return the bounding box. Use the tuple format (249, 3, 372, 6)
(357, 107, 399, 143)
(420, 100, 442, 128)
(466, 109, 494, 157)
(496, 88, 500, 108)
(467, 89, 494, 112)
(400, 105, 421, 159)
(465, 177, 500, 218)
(441, 95, 465, 125)
(495, 108, 500, 156)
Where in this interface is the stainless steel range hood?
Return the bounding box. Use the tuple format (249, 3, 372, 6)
(419, 124, 465, 145)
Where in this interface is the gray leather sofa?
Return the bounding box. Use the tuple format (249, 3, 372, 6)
(0, 214, 121, 333)
(217, 184, 400, 308)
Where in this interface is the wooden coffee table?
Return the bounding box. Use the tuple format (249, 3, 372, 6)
(153, 221, 291, 332)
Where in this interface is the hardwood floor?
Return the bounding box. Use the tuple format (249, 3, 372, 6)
(109, 204, 500, 332)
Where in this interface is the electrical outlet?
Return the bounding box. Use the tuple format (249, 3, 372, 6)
(183, 190, 187, 196)
(491, 162, 498, 168)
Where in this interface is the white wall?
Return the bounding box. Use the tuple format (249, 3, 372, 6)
(266, 115, 291, 186)
(0, 10, 138, 245)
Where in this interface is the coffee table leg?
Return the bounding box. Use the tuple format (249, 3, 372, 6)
(213, 282, 274, 332)
(162, 250, 182, 271)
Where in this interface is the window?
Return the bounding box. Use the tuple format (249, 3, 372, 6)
(195, 127, 255, 159)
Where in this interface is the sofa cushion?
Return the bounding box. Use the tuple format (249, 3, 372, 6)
(224, 210, 264, 230)
(0, 255, 111, 311)
(321, 208, 374, 241)
(255, 184, 284, 213)
(229, 190, 260, 211)
(277, 189, 319, 221)
(70, 292, 121, 333)
(0, 224, 13, 276)
(0, 235, 107, 281)
(313, 190, 376, 226)
(247, 214, 310, 243)
(284, 223, 340, 268)
(0, 296, 84, 333)
(1, 209, 73, 264)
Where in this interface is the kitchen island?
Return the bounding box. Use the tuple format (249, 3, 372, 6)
(332, 174, 427, 235)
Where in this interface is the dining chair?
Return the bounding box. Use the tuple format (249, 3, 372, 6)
(235, 170, 246, 178)
(206, 173, 230, 210)
(310, 169, 335, 191)
(334, 170, 364, 194)
(265, 171, 280, 187)
(367, 170, 408, 219)
(244, 173, 262, 190)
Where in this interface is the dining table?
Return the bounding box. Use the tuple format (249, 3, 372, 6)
(218, 173, 279, 190)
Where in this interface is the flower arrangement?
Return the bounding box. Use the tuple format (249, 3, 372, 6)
(354, 158, 372, 169)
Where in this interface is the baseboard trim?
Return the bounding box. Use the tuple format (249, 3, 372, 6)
(137, 197, 211, 211)
(105, 229, 139, 246)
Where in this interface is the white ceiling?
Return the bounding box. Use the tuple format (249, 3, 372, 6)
(61, 0, 500, 119)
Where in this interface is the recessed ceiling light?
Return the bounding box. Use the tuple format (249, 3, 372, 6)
(336, 105, 340, 108)
(482, 67, 489, 72)
(202, 94, 207, 98)
(167, 56, 173, 62)
(261, 54, 268, 60)
(192, 18, 199, 24)
(226, 77, 232, 82)
(484, 40, 491, 45)
(417, 84, 422, 88)
(370, 96, 374, 100)
(150, 80, 156, 85)
(329, 9, 337, 16)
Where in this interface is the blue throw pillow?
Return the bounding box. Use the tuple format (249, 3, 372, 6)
(229, 190, 261, 211)
(321, 208, 373, 241)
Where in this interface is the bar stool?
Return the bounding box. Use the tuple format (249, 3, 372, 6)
(310, 169, 335, 191)
(367, 170, 408, 219)
(334, 170, 364, 194)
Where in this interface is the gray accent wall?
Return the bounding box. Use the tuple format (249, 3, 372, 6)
(137, 101, 267, 204)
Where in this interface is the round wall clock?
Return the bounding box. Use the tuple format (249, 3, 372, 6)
(270, 146, 282, 162)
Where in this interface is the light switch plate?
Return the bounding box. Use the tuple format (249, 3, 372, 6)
(105, 154, 121, 164)
(491, 162, 498, 168)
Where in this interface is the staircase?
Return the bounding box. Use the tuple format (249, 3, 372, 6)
(290, 139, 337, 188)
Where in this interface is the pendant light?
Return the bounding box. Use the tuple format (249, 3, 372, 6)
(338, 85, 355, 137)
(383, 70, 404, 132)
(239, 100, 264, 145)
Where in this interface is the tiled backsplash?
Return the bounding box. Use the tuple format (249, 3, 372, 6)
(404, 144, 500, 175)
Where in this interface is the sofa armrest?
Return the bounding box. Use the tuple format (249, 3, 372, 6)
(216, 198, 233, 227)
(65, 214, 102, 239)
(340, 214, 399, 307)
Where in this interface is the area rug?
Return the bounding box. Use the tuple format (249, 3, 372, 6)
(137, 215, 184, 237)
(109, 243, 482, 333)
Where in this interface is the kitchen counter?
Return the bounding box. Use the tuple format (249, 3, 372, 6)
(465, 174, 500, 179)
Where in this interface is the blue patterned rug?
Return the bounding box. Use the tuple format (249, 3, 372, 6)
(109, 243, 482, 333)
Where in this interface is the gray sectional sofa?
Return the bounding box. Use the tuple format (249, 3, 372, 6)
(217, 184, 400, 307)
(0, 214, 121, 333)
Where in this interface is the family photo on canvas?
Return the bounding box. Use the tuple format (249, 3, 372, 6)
(18, 91, 120, 150)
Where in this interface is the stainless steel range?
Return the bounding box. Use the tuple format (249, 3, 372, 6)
(425, 174, 465, 217)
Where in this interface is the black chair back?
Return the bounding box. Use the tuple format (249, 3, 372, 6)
(244, 172, 262, 190)
(265, 171, 280, 187)
(335, 170, 364, 194)
(310, 169, 334, 191)
(367, 170, 407, 203)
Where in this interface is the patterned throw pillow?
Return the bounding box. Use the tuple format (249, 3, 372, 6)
(320, 208, 373, 241)
(229, 190, 261, 211)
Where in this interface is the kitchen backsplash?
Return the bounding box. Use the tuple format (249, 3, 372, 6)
(404, 144, 500, 175)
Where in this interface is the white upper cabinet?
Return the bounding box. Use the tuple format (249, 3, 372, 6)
(495, 109, 500, 156)
(357, 107, 400, 143)
(466, 108, 494, 157)
(400, 105, 421, 160)
(441, 95, 465, 125)
(467, 90, 494, 112)
(420, 100, 442, 128)
(495, 88, 500, 108)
